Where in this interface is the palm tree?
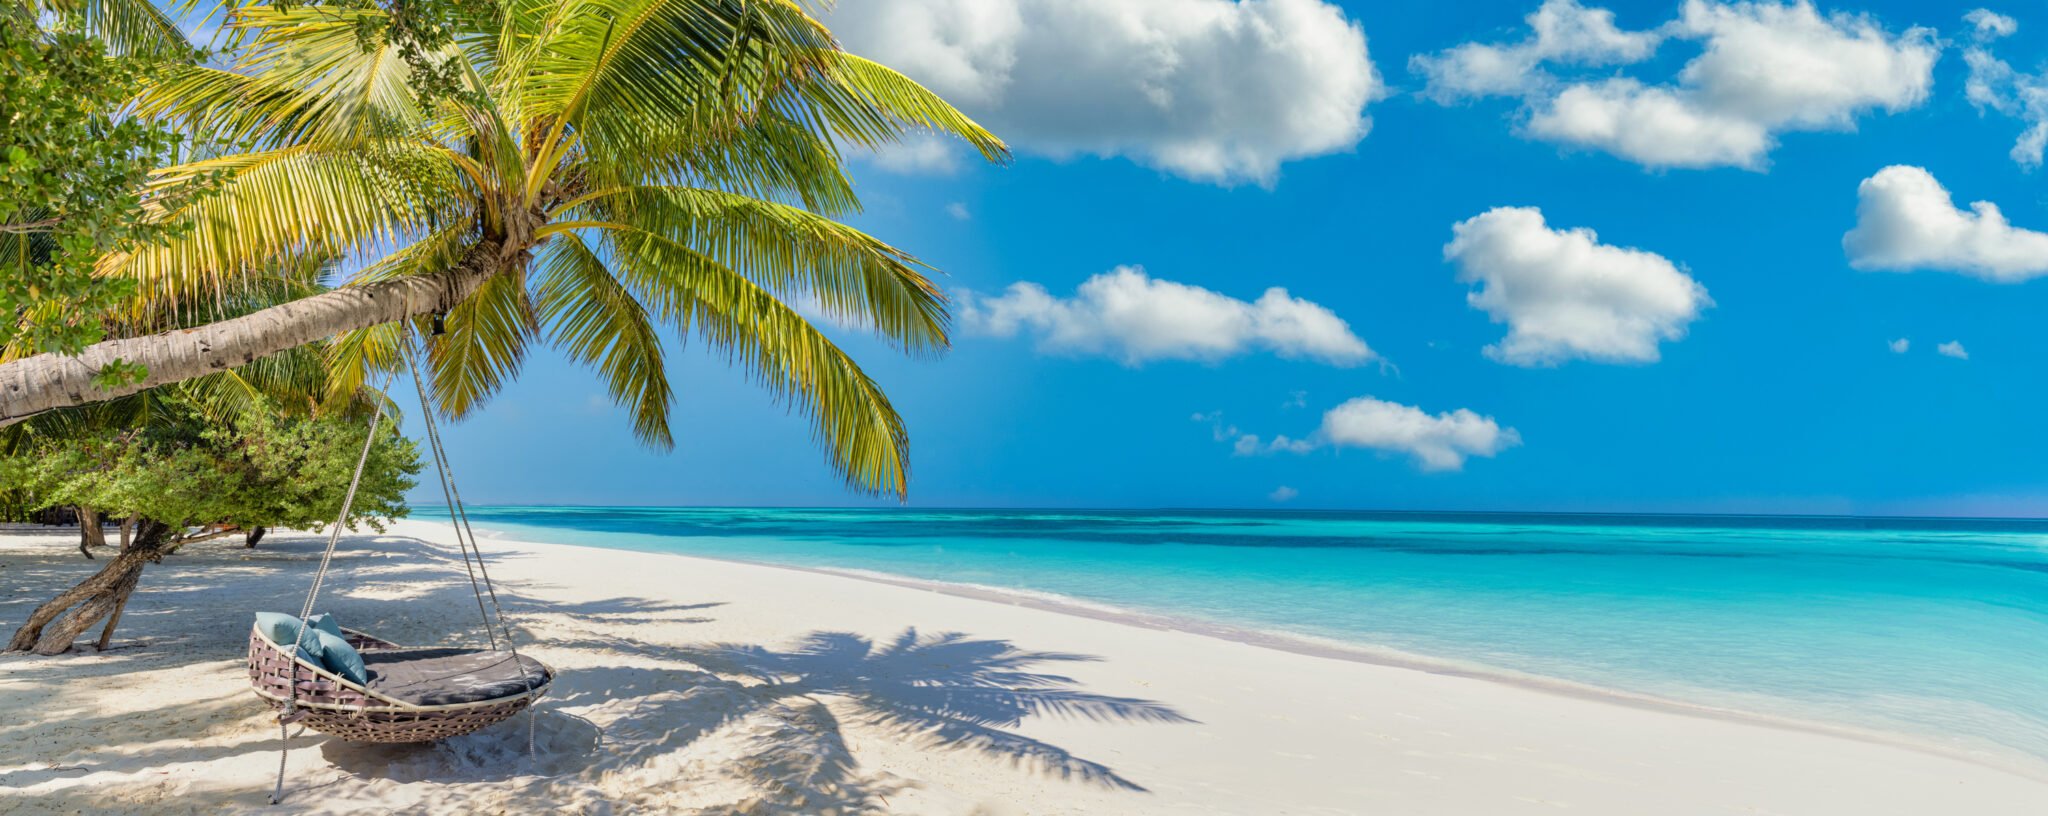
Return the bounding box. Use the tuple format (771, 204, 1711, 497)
(0, 0, 1004, 497)
(10, 0, 191, 56)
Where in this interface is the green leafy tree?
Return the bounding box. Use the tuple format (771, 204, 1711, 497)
(3, 396, 420, 654)
(0, 4, 208, 384)
(3, 256, 398, 546)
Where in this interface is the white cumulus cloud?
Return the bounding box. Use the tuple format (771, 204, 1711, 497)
(1843, 165, 2048, 281)
(1445, 207, 1711, 366)
(1889, 337, 1910, 353)
(1320, 397, 1522, 472)
(1417, 0, 1938, 170)
(827, 0, 1382, 186)
(1268, 485, 1300, 502)
(961, 267, 1377, 366)
(1410, 0, 1662, 101)
(1939, 340, 1970, 359)
(1210, 397, 1520, 472)
(868, 134, 960, 175)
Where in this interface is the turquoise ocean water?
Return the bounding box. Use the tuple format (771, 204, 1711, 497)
(439, 507, 2048, 771)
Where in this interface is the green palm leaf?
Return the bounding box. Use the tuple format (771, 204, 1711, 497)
(534, 232, 673, 447)
(569, 185, 949, 354)
(601, 225, 912, 496)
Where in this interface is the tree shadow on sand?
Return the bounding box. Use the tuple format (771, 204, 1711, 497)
(4, 530, 1193, 813)
(317, 628, 1194, 814)
(708, 628, 1194, 788)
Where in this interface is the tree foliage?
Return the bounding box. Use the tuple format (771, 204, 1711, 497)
(0, 6, 208, 384)
(0, 396, 420, 538)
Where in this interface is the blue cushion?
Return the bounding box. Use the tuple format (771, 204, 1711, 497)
(253, 612, 368, 686)
(303, 612, 344, 640)
(254, 611, 344, 646)
(255, 612, 304, 647)
(306, 627, 368, 686)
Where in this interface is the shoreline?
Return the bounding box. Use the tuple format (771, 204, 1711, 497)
(446, 519, 2048, 784)
(7, 521, 2047, 814)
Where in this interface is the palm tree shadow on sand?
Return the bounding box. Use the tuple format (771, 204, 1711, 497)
(318, 627, 1195, 813)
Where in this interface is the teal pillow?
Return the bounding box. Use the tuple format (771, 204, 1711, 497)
(253, 612, 368, 686)
(302, 612, 344, 640)
(254, 611, 344, 647)
(255, 612, 304, 647)
(305, 626, 368, 686)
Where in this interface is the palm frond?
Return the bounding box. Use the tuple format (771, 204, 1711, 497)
(105, 145, 460, 316)
(797, 51, 1008, 164)
(580, 106, 861, 215)
(534, 232, 672, 447)
(602, 225, 912, 498)
(421, 267, 537, 419)
(578, 185, 949, 354)
(41, 0, 191, 57)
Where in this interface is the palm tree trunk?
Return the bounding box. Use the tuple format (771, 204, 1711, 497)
(0, 239, 506, 428)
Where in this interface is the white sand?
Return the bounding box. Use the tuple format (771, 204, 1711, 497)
(3, 518, 2045, 815)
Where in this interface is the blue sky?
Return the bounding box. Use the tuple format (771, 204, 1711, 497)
(380, 0, 2048, 515)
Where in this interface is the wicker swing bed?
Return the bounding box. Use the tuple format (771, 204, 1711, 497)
(248, 348, 555, 801)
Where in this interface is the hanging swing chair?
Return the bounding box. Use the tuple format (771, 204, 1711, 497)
(247, 342, 554, 800)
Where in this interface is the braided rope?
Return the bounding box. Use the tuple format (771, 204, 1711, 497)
(408, 341, 542, 766)
(272, 368, 398, 805)
(405, 348, 498, 650)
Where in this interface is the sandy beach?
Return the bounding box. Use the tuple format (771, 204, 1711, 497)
(2, 518, 2045, 814)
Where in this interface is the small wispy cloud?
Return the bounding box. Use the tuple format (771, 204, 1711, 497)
(866, 135, 958, 175)
(1889, 338, 1910, 353)
(1938, 341, 1969, 360)
(1231, 434, 1315, 457)
(1192, 411, 1238, 442)
(1269, 486, 1300, 502)
(1966, 9, 2017, 41)
(945, 202, 971, 220)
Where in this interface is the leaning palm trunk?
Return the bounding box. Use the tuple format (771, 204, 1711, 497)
(0, 242, 503, 427)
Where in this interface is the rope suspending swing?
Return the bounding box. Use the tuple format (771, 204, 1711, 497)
(256, 334, 551, 804)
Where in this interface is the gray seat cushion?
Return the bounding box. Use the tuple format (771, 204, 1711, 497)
(359, 647, 550, 706)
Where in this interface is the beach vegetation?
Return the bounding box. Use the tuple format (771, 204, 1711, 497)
(0, 1, 211, 385)
(1, 394, 419, 654)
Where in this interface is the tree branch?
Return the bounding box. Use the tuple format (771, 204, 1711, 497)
(0, 218, 64, 234)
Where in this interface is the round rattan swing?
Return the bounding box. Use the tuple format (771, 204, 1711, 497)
(248, 344, 554, 802)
